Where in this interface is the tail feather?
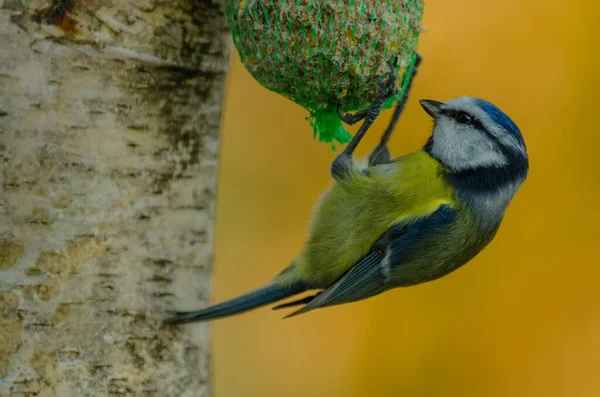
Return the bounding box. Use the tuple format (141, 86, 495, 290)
(272, 294, 318, 310)
(165, 283, 306, 324)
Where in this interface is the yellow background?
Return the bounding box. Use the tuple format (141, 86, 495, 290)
(213, 1, 600, 396)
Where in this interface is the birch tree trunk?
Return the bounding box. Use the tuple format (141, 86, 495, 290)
(0, 1, 229, 396)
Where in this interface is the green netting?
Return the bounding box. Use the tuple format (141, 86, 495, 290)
(226, 0, 424, 148)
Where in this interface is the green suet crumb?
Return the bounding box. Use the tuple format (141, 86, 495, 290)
(226, 0, 424, 146)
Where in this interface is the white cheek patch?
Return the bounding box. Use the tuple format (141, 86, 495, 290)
(431, 118, 507, 170)
(444, 96, 527, 158)
(494, 132, 527, 156)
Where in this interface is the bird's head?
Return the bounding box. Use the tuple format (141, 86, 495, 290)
(420, 96, 528, 182)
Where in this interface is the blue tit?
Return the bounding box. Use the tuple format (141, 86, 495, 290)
(166, 55, 528, 324)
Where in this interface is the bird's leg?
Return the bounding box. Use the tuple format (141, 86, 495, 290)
(331, 64, 397, 180)
(368, 53, 422, 167)
(337, 106, 368, 126)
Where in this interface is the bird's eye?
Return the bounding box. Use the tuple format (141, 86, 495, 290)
(455, 111, 472, 124)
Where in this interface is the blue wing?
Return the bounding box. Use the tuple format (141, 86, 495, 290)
(285, 204, 456, 318)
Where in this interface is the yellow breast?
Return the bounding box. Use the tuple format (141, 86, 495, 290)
(295, 149, 455, 287)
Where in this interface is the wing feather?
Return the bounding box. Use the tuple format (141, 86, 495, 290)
(284, 204, 456, 318)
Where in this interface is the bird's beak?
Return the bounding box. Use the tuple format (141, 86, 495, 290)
(419, 100, 444, 119)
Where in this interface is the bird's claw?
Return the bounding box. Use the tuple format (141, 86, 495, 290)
(337, 103, 368, 125)
(338, 59, 398, 126)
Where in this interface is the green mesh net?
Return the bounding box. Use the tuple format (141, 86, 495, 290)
(226, 0, 424, 148)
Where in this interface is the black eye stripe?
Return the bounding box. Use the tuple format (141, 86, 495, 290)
(435, 107, 524, 159)
(442, 109, 485, 129)
(456, 112, 471, 123)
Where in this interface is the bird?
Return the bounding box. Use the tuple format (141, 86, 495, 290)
(165, 56, 529, 325)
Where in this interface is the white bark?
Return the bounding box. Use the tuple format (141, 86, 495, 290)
(0, 1, 230, 396)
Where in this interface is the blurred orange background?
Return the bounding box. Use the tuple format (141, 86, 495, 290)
(212, 0, 600, 396)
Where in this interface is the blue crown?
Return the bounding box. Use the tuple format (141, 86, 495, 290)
(474, 99, 524, 146)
